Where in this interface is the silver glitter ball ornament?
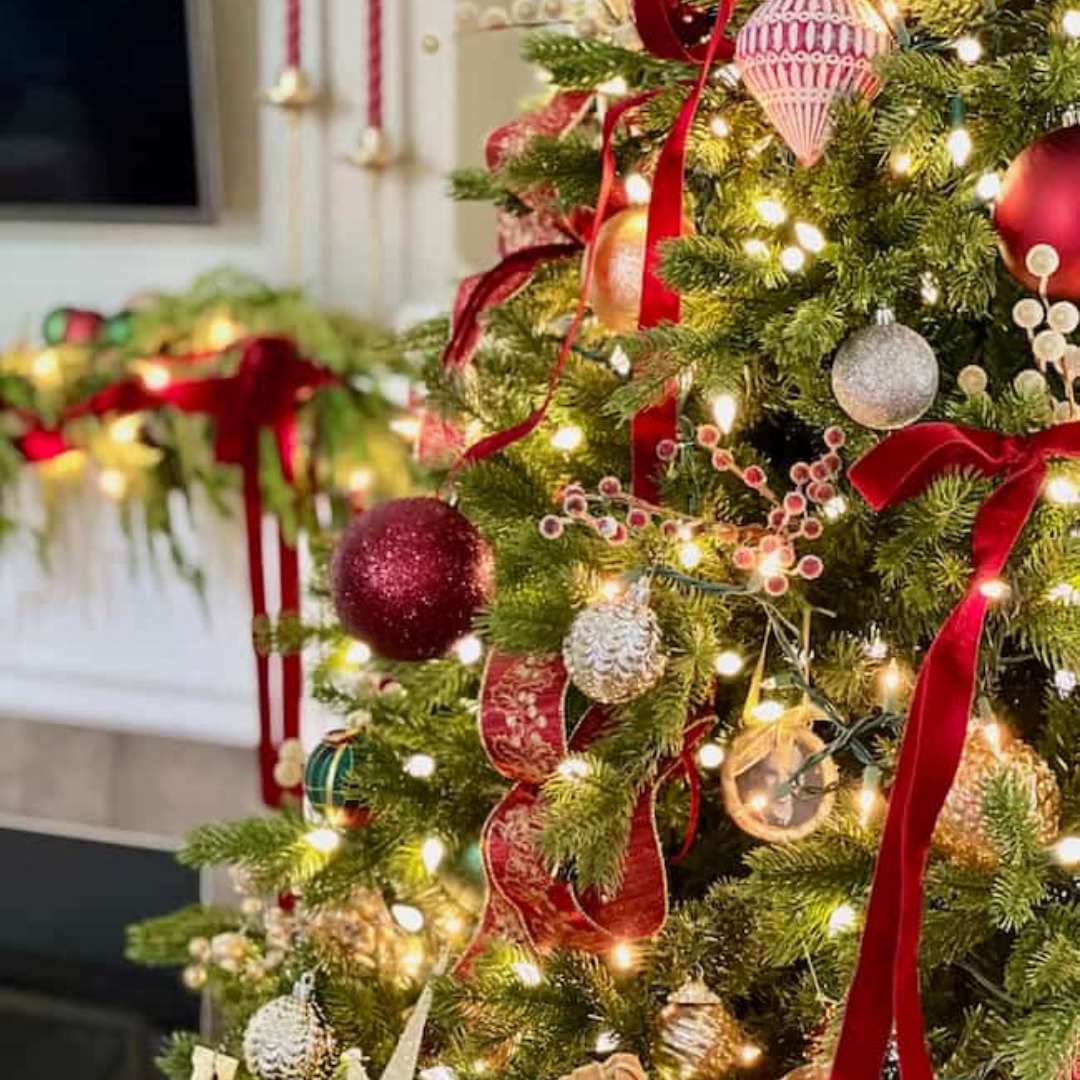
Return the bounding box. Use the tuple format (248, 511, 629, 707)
(243, 974, 339, 1080)
(563, 579, 666, 704)
(831, 308, 939, 430)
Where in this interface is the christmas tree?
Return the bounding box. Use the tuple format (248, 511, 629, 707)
(129, 2, 1080, 1078)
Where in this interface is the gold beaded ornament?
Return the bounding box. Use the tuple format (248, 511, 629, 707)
(934, 717, 1060, 869)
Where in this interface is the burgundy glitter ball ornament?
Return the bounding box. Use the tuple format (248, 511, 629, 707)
(331, 498, 494, 661)
(994, 124, 1080, 299)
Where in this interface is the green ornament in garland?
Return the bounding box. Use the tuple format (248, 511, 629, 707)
(303, 729, 371, 829)
(101, 311, 134, 348)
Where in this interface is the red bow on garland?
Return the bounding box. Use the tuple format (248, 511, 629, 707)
(832, 420, 1080, 1080)
(459, 652, 710, 970)
(16, 337, 337, 808)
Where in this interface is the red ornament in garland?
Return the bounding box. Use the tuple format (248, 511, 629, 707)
(735, 0, 893, 167)
(331, 498, 494, 661)
(994, 124, 1080, 299)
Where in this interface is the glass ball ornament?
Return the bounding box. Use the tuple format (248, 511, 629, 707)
(303, 729, 372, 830)
(830, 308, 939, 430)
(585, 207, 692, 333)
(655, 979, 746, 1079)
(934, 720, 1061, 869)
(994, 124, 1080, 298)
(562, 579, 666, 704)
(331, 498, 494, 662)
(720, 710, 838, 843)
(243, 974, 339, 1080)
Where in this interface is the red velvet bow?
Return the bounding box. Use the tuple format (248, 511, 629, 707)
(833, 421, 1080, 1080)
(458, 652, 710, 970)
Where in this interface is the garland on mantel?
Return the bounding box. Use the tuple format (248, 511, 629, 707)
(0, 269, 421, 804)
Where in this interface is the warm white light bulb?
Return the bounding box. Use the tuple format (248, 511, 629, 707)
(954, 36, 983, 63)
(139, 362, 172, 391)
(98, 469, 128, 500)
(551, 425, 584, 452)
(755, 197, 787, 225)
(1053, 835, 1080, 865)
(678, 540, 703, 569)
(751, 700, 785, 724)
(345, 641, 372, 665)
(743, 238, 769, 259)
(739, 1045, 764, 1067)
(780, 246, 807, 273)
(609, 942, 636, 971)
(711, 393, 738, 434)
(697, 742, 726, 770)
(512, 960, 543, 987)
(1065, 9, 1080, 37)
(794, 222, 826, 253)
(828, 903, 858, 936)
(404, 753, 437, 779)
(979, 578, 1011, 602)
(891, 151, 913, 176)
(391, 904, 426, 933)
(453, 634, 484, 665)
(715, 650, 745, 678)
(823, 495, 848, 521)
(304, 827, 342, 855)
(948, 127, 973, 167)
(347, 466, 374, 494)
(975, 172, 1001, 202)
(625, 172, 652, 206)
(558, 756, 591, 780)
(709, 115, 731, 138)
(1046, 476, 1080, 505)
(420, 836, 447, 873)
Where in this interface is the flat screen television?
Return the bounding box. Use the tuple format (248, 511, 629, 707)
(0, 0, 220, 223)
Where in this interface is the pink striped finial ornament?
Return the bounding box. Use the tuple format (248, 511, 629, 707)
(735, 0, 894, 167)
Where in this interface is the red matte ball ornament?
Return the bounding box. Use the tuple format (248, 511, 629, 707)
(331, 498, 494, 661)
(994, 124, 1080, 298)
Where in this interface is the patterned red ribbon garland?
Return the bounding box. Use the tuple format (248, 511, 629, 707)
(459, 652, 711, 969)
(832, 421, 1080, 1080)
(16, 337, 336, 808)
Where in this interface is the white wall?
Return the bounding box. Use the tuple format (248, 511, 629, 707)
(0, 1, 542, 748)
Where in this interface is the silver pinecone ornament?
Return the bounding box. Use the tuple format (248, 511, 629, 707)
(243, 973, 339, 1080)
(831, 307, 939, 430)
(563, 579, 666, 704)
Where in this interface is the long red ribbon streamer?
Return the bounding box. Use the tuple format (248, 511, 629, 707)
(833, 420, 1080, 1079)
(15, 337, 336, 808)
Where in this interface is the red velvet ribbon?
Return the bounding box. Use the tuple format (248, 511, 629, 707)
(632, 0, 735, 501)
(458, 651, 710, 970)
(832, 421, 1080, 1080)
(16, 337, 336, 808)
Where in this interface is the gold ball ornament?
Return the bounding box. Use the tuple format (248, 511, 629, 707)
(586, 207, 693, 333)
(781, 1067, 830, 1080)
(721, 707, 838, 843)
(563, 579, 667, 704)
(934, 721, 1060, 869)
(655, 979, 747, 1079)
(243, 974, 339, 1080)
(304, 888, 416, 977)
